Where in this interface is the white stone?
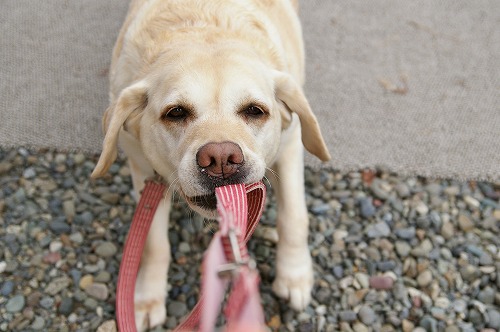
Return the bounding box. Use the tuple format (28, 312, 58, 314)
(49, 241, 63, 253)
(0, 261, 6, 273)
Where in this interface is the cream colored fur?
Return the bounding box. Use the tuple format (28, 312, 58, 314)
(92, 0, 330, 330)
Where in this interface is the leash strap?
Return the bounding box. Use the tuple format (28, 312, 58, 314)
(116, 180, 266, 332)
(116, 178, 167, 332)
(176, 182, 267, 332)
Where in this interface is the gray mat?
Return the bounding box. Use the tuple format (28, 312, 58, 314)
(1, 1, 499, 180)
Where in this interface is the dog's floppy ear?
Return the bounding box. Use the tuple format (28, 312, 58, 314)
(91, 80, 148, 178)
(274, 71, 331, 161)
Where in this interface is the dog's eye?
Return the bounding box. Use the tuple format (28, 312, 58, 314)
(244, 105, 266, 118)
(162, 106, 189, 121)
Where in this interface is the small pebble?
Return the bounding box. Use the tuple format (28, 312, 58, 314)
(168, 301, 188, 318)
(95, 242, 117, 258)
(79, 274, 94, 290)
(31, 316, 45, 330)
(97, 320, 117, 332)
(417, 270, 433, 287)
(6, 294, 26, 313)
(339, 310, 357, 322)
(59, 297, 74, 316)
(487, 309, 500, 329)
(85, 283, 109, 300)
(369, 276, 394, 290)
(366, 221, 391, 238)
(1, 280, 15, 296)
(44, 277, 70, 295)
(458, 213, 474, 232)
(358, 305, 376, 325)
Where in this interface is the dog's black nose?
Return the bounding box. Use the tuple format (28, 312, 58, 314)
(196, 142, 244, 179)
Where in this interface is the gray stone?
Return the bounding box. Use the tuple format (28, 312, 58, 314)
(465, 244, 483, 257)
(311, 203, 331, 215)
(395, 227, 416, 240)
(395, 183, 411, 198)
(415, 201, 429, 216)
(352, 322, 369, 332)
(377, 260, 396, 272)
(358, 306, 376, 325)
(69, 232, 84, 244)
(487, 309, 500, 329)
(479, 253, 493, 265)
(371, 180, 390, 200)
(95, 242, 117, 258)
(168, 300, 188, 318)
(359, 198, 376, 218)
(40, 296, 55, 309)
(315, 287, 332, 304)
(468, 309, 483, 325)
(84, 297, 99, 310)
(85, 283, 109, 300)
(49, 219, 71, 234)
(332, 265, 344, 279)
(417, 270, 433, 287)
(1, 280, 15, 296)
(477, 286, 495, 304)
(96, 320, 117, 332)
(23, 167, 36, 179)
(366, 221, 391, 238)
(419, 315, 438, 332)
(444, 326, 460, 332)
(75, 211, 94, 225)
(425, 183, 442, 196)
(452, 299, 467, 313)
(59, 297, 74, 316)
(101, 192, 120, 205)
(460, 265, 480, 282)
(430, 307, 446, 320)
(94, 271, 111, 283)
(339, 310, 357, 322)
(6, 294, 25, 313)
(63, 200, 76, 221)
(395, 241, 411, 257)
(440, 221, 455, 239)
(31, 316, 45, 330)
(178, 242, 191, 253)
(411, 239, 433, 257)
(45, 277, 71, 295)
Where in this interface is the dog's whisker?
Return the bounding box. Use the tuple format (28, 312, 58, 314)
(165, 177, 179, 201)
(266, 167, 280, 179)
(262, 175, 272, 189)
(265, 167, 280, 183)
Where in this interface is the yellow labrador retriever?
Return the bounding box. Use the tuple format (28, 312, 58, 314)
(92, 0, 330, 329)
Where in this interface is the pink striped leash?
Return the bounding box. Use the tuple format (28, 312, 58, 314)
(116, 179, 267, 331)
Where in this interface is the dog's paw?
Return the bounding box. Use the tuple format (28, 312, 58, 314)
(272, 252, 313, 310)
(134, 264, 168, 331)
(134, 297, 167, 332)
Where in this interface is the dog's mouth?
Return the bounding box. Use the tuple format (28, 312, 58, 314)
(186, 193, 218, 211)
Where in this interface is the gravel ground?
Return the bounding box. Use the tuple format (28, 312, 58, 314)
(0, 147, 499, 332)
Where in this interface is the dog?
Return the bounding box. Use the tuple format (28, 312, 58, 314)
(91, 0, 330, 330)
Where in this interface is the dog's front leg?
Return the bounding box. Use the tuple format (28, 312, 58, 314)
(128, 160, 171, 331)
(269, 121, 313, 311)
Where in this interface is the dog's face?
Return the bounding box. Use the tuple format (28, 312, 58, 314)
(141, 46, 282, 216)
(92, 44, 330, 218)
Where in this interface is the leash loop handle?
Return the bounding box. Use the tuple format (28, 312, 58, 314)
(116, 180, 266, 332)
(176, 182, 267, 332)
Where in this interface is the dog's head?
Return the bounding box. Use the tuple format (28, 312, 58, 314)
(92, 43, 329, 217)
